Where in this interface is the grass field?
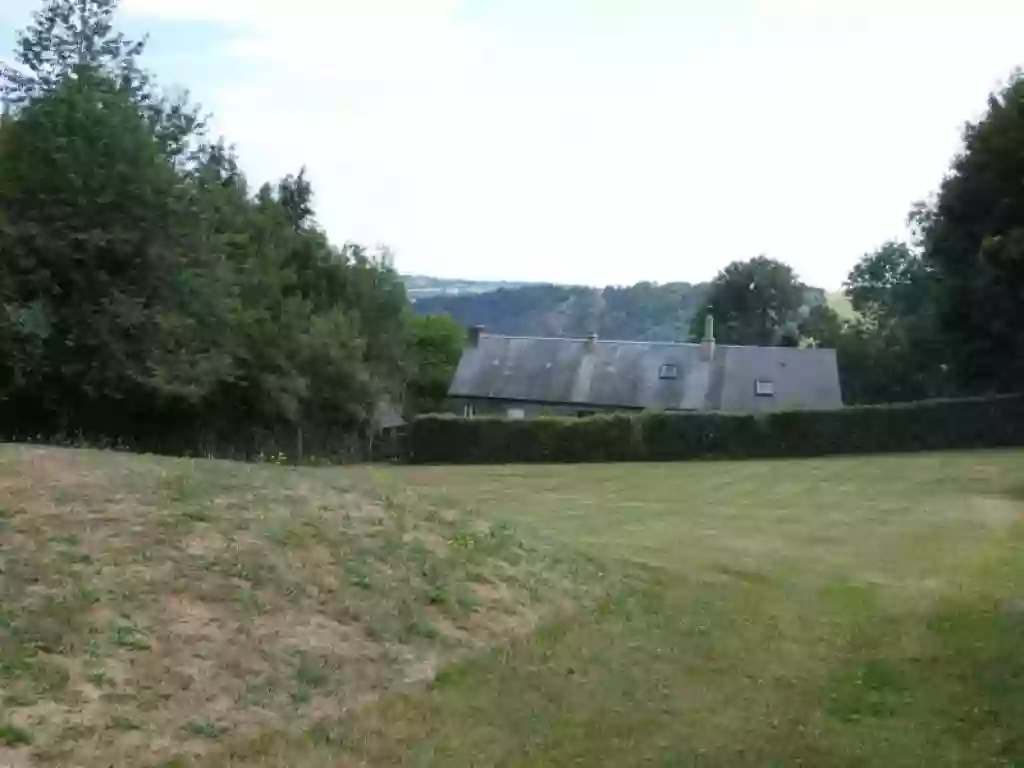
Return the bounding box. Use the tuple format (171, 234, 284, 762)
(355, 453, 1024, 766)
(1, 448, 1023, 766)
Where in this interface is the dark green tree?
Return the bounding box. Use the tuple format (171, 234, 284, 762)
(5, 0, 147, 103)
(3, 0, 203, 163)
(918, 71, 1024, 392)
(845, 240, 931, 324)
(798, 304, 844, 348)
(0, 0, 415, 458)
(0, 68, 200, 427)
(277, 168, 315, 232)
(689, 256, 804, 346)
(834, 241, 952, 404)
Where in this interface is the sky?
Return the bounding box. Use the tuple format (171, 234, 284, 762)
(3, 1, 1024, 289)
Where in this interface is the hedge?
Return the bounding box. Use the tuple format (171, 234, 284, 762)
(401, 395, 1024, 464)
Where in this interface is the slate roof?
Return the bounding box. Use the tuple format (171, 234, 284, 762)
(448, 334, 843, 412)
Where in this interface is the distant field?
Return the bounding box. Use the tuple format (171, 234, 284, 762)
(357, 453, 1024, 766)
(827, 289, 858, 320)
(401, 274, 536, 300)
(2, 448, 1022, 766)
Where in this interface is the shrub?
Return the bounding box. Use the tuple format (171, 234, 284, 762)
(404, 413, 643, 464)
(402, 395, 1024, 464)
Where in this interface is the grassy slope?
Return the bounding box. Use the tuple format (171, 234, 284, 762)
(827, 289, 858, 320)
(0, 448, 598, 767)
(3, 448, 1023, 766)
(357, 453, 1024, 766)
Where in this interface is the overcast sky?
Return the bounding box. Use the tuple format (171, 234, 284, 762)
(4, 1, 1024, 288)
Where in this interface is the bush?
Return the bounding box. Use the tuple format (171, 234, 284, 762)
(402, 396, 1024, 464)
(404, 413, 643, 464)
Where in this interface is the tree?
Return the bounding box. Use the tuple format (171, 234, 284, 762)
(690, 256, 804, 346)
(0, 67, 198, 426)
(798, 304, 844, 348)
(3, 0, 203, 164)
(833, 242, 952, 404)
(406, 314, 464, 414)
(277, 168, 314, 232)
(5, 0, 147, 104)
(0, 0, 415, 458)
(845, 240, 930, 324)
(918, 71, 1024, 392)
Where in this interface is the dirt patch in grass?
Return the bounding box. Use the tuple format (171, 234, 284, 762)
(0, 446, 599, 767)
(0, 746, 33, 768)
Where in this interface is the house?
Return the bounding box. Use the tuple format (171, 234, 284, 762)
(447, 320, 842, 418)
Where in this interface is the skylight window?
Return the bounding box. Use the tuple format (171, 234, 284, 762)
(659, 363, 679, 380)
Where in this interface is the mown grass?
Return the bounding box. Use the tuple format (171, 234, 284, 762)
(349, 452, 1024, 766)
(0, 447, 597, 767)
(2, 447, 1023, 766)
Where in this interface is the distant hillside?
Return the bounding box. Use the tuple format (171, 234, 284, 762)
(402, 275, 537, 300)
(413, 280, 829, 342)
(826, 290, 858, 320)
(413, 282, 710, 341)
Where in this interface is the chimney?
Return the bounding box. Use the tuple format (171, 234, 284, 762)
(700, 312, 715, 362)
(468, 325, 485, 347)
(585, 332, 598, 352)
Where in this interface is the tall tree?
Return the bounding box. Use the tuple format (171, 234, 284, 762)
(3, 0, 203, 164)
(0, 68, 195, 422)
(5, 0, 147, 103)
(845, 240, 931, 325)
(835, 242, 952, 404)
(919, 71, 1024, 392)
(690, 256, 804, 346)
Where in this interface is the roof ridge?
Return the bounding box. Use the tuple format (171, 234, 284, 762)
(477, 333, 832, 351)
(480, 333, 699, 347)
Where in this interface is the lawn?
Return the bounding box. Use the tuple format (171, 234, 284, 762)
(352, 452, 1024, 766)
(1, 448, 1022, 766)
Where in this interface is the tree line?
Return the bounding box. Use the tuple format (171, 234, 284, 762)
(3, 0, 1023, 454)
(0, 0, 463, 458)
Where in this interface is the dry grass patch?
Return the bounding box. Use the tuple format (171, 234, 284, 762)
(0, 446, 598, 767)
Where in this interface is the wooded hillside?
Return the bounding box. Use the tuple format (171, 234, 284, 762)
(413, 281, 828, 342)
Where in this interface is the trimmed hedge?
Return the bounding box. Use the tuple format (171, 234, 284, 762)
(402, 395, 1024, 464)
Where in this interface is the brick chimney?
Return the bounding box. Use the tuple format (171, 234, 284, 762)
(468, 325, 485, 347)
(700, 313, 715, 362)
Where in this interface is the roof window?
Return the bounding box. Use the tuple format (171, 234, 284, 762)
(755, 379, 775, 397)
(659, 363, 679, 380)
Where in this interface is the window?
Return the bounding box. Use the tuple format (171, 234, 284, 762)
(507, 408, 525, 421)
(462, 404, 476, 417)
(658, 363, 679, 380)
(755, 379, 775, 397)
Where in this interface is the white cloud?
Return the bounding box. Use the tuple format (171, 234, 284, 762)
(115, 0, 1024, 288)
